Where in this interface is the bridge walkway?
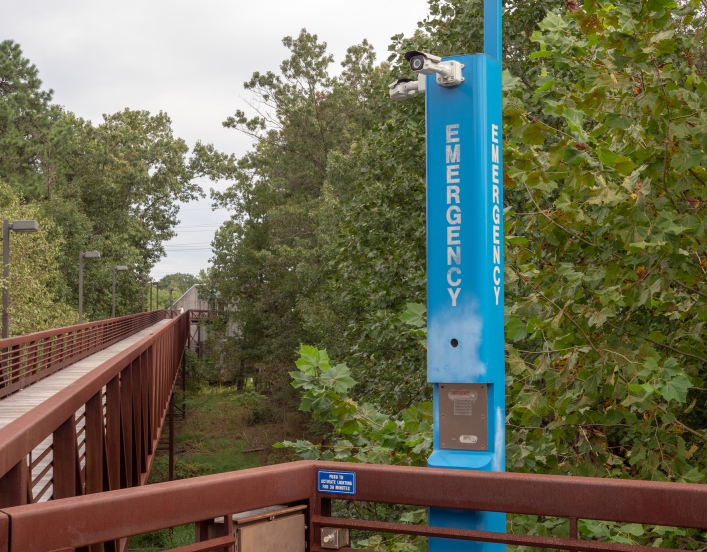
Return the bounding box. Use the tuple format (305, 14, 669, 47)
(0, 319, 171, 503)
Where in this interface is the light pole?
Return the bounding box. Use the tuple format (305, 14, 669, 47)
(169, 288, 176, 309)
(2, 220, 39, 339)
(79, 251, 101, 324)
(137, 274, 146, 312)
(149, 281, 154, 311)
(112, 266, 128, 318)
(155, 283, 160, 310)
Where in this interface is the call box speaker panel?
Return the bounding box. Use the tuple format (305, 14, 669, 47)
(439, 383, 488, 451)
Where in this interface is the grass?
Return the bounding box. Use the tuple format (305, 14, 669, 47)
(127, 383, 310, 551)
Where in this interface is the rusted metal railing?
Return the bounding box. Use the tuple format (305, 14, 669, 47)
(0, 309, 189, 541)
(0, 310, 167, 399)
(0, 461, 705, 552)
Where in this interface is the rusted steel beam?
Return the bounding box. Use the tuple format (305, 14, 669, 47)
(0, 461, 28, 509)
(0, 511, 8, 552)
(52, 416, 77, 500)
(0, 313, 186, 480)
(1, 462, 312, 551)
(105, 375, 120, 491)
(312, 516, 686, 552)
(85, 392, 103, 496)
(169, 535, 236, 552)
(0, 312, 165, 400)
(312, 461, 707, 530)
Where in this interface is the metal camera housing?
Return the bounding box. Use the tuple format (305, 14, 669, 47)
(388, 77, 420, 101)
(404, 50, 465, 87)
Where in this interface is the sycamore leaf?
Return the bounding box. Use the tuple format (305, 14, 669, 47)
(539, 12, 568, 32)
(656, 375, 692, 403)
(521, 123, 546, 145)
(320, 363, 357, 393)
(502, 70, 520, 91)
(671, 145, 703, 173)
(399, 303, 426, 328)
(295, 345, 330, 374)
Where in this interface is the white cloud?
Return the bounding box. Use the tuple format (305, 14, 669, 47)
(2, 0, 430, 278)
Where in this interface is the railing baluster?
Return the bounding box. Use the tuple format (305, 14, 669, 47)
(53, 416, 78, 499)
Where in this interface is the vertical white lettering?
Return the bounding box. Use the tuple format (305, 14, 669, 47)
(493, 245, 500, 264)
(493, 266, 501, 285)
(448, 287, 461, 306)
(447, 186, 460, 204)
(446, 124, 459, 143)
(492, 164, 499, 184)
(492, 184, 499, 205)
(447, 246, 461, 265)
(447, 226, 460, 245)
(492, 124, 499, 144)
(447, 267, 462, 286)
(494, 286, 500, 305)
(447, 165, 460, 184)
(491, 143, 499, 164)
(446, 205, 461, 225)
(446, 144, 460, 163)
(492, 204, 500, 224)
(493, 226, 500, 245)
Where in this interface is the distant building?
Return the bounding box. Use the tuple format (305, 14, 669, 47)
(171, 284, 210, 311)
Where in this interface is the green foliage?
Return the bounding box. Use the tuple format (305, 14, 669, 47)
(230, 391, 275, 425)
(0, 40, 65, 199)
(276, 346, 432, 465)
(0, 41, 228, 328)
(501, 0, 707, 485)
(0, 181, 78, 334)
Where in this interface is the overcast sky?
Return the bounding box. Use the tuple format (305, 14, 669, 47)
(1, 0, 430, 280)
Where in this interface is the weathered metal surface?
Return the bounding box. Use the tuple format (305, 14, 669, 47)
(0, 311, 165, 399)
(311, 516, 683, 552)
(311, 461, 707, 530)
(1, 462, 312, 550)
(0, 313, 185, 480)
(239, 513, 305, 552)
(1, 460, 706, 551)
(166, 535, 236, 552)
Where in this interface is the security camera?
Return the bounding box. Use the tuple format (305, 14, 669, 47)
(389, 77, 424, 101)
(404, 51, 464, 87)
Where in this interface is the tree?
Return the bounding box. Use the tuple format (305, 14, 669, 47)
(209, 30, 384, 365)
(0, 181, 78, 335)
(0, 40, 69, 199)
(158, 273, 200, 292)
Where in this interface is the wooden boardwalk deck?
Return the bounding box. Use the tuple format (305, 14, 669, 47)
(0, 319, 171, 502)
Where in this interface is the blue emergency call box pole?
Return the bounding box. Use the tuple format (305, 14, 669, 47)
(388, 1, 503, 550)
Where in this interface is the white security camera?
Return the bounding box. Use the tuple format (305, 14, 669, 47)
(404, 51, 464, 87)
(389, 77, 426, 101)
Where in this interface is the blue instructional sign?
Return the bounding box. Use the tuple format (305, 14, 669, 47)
(317, 470, 356, 495)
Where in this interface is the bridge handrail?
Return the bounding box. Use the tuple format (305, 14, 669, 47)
(0, 311, 191, 503)
(0, 310, 168, 399)
(1, 460, 706, 551)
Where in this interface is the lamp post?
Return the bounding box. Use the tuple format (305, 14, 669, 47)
(155, 283, 160, 310)
(2, 220, 39, 339)
(137, 274, 146, 312)
(112, 266, 128, 318)
(169, 288, 176, 309)
(149, 281, 154, 311)
(79, 251, 101, 324)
